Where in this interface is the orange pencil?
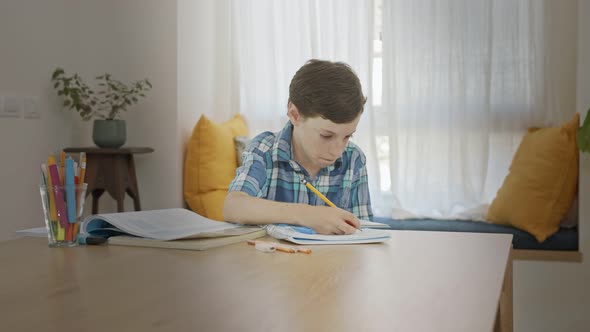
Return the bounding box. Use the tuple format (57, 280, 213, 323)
(65, 225, 73, 241)
(275, 246, 297, 253)
(247, 240, 311, 254)
(79, 152, 87, 183)
(291, 246, 312, 254)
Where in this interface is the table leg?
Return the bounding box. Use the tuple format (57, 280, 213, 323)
(494, 249, 513, 332)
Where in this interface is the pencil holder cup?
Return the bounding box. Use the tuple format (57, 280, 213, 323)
(39, 183, 88, 247)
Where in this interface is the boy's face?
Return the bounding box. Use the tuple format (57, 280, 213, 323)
(288, 102, 360, 170)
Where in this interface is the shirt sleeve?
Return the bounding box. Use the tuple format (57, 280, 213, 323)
(228, 142, 268, 197)
(349, 151, 373, 220)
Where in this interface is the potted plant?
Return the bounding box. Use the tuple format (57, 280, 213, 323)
(51, 68, 152, 148)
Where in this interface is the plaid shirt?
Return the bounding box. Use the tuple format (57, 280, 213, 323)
(228, 122, 373, 220)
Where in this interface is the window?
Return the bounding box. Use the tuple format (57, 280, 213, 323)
(372, 0, 391, 195)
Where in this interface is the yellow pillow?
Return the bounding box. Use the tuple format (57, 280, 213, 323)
(487, 113, 579, 242)
(184, 114, 248, 221)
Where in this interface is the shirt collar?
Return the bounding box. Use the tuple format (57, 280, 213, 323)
(273, 122, 343, 171)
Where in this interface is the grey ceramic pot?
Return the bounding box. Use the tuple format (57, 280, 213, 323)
(93, 119, 126, 148)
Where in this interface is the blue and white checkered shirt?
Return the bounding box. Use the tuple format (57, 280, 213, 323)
(228, 122, 373, 220)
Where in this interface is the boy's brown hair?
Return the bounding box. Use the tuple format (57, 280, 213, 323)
(288, 59, 367, 124)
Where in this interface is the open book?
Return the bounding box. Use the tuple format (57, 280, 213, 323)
(81, 208, 266, 250)
(266, 224, 392, 245)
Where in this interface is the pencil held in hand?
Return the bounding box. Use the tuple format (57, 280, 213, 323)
(301, 179, 361, 231)
(302, 179, 336, 208)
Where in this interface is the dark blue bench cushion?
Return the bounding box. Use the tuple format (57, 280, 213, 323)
(371, 217, 578, 251)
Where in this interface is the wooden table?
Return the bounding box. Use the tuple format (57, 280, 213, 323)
(63, 147, 154, 213)
(0, 231, 513, 332)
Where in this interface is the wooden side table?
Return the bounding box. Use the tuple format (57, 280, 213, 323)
(63, 147, 154, 213)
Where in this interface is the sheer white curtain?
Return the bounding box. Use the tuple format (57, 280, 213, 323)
(232, 0, 384, 212)
(381, 0, 577, 219)
(230, 0, 576, 219)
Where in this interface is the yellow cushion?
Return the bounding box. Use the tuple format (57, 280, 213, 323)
(185, 190, 231, 222)
(184, 114, 248, 220)
(487, 113, 579, 242)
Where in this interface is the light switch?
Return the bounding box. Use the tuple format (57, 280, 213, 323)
(24, 96, 40, 119)
(0, 96, 22, 118)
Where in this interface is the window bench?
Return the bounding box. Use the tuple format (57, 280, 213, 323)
(372, 217, 582, 262)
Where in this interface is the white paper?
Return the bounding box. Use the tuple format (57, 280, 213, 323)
(82, 208, 262, 241)
(15, 227, 47, 238)
(360, 220, 390, 229)
(266, 225, 391, 245)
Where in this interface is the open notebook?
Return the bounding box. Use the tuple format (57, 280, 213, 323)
(81, 208, 266, 250)
(266, 224, 392, 245)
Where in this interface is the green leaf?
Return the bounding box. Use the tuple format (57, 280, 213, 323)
(52, 68, 64, 80)
(578, 108, 590, 153)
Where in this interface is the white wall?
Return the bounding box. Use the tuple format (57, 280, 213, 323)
(0, 0, 179, 241)
(0, 0, 237, 241)
(0, 0, 78, 241)
(178, 0, 236, 150)
(514, 1, 590, 331)
(74, 0, 180, 213)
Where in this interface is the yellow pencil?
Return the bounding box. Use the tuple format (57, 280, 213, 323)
(302, 179, 336, 207)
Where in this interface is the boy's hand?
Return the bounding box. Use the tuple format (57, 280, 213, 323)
(301, 206, 360, 235)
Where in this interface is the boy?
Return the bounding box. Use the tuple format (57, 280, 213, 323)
(223, 59, 372, 235)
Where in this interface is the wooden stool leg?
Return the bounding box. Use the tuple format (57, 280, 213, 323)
(64, 148, 152, 214)
(85, 155, 100, 214)
(92, 189, 104, 214)
(127, 155, 142, 211)
(116, 197, 125, 212)
(126, 188, 141, 211)
(113, 156, 126, 213)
